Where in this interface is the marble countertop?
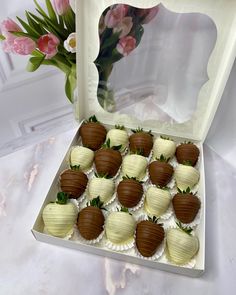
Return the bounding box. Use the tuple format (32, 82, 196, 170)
(0, 128, 235, 295)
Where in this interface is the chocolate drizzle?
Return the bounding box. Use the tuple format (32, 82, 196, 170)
(136, 221, 165, 257)
(172, 193, 201, 223)
(95, 148, 122, 177)
(79, 122, 107, 151)
(77, 206, 105, 240)
(60, 169, 88, 199)
(176, 143, 200, 166)
(117, 179, 143, 208)
(129, 133, 153, 157)
(148, 161, 173, 187)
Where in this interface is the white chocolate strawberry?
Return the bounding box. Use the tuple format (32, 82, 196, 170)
(42, 193, 78, 238)
(70, 146, 94, 172)
(122, 154, 147, 180)
(105, 211, 135, 244)
(87, 177, 115, 204)
(167, 227, 199, 265)
(175, 164, 200, 190)
(145, 186, 171, 217)
(106, 126, 128, 152)
(153, 137, 176, 160)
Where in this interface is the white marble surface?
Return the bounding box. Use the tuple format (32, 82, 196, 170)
(0, 128, 236, 295)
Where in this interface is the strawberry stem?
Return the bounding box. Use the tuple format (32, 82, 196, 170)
(56, 192, 69, 204)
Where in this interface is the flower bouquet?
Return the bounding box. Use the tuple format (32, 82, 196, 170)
(0, 1, 159, 107)
(96, 4, 159, 111)
(0, 0, 76, 102)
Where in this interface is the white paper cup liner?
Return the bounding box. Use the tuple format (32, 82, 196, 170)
(43, 226, 74, 240)
(105, 238, 135, 251)
(73, 227, 105, 245)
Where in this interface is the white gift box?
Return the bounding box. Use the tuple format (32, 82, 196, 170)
(32, 0, 236, 277)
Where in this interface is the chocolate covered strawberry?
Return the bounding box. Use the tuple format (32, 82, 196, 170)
(79, 115, 107, 151)
(129, 128, 153, 157)
(94, 139, 122, 177)
(117, 176, 143, 208)
(42, 192, 78, 238)
(105, 208, 136, 244)
(167, 222, 199, 265)
(77, 197, 105, 240)
(60, 165, 88, 199)
(87, 173, 115, 205)
(106, 125, 128, 152)
(148, 155, 173, 187)
(122, 153, 148, 181)
(172, 187, 201, 223)
(175, 164, 199, 190)
(176, 142, 200, 166)
(153, 136, 176, 160)
(136, 216, 165, 257)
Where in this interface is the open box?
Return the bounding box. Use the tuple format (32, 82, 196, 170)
(32, 0, 236, 277)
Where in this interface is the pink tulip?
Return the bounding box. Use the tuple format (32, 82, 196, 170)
(38, 33, 60, 59)
(116, 36, 136, 56)
(0, 18, 22, 39)
(113, 16, 133, 38)
(104, 4, 129, 28)
(138, 7, 159, 24)
(12, 37, 36, 55)
(1, 35, 16, 53)
(52, 0, 70, 15)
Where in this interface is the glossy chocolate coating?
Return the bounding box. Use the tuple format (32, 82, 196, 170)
(136, 221, 165, 257)
(95, 148, 122, 177)
(172, 193, 201, 223)
(79, 122, 107, 151)
(148, 161, 173, 187)
(117, 179, 143, 208)
(176, 143, 200, 166)
(129, 133, 153, 157)
(60, 169, 88, 198)
(77, 206, 105, 240)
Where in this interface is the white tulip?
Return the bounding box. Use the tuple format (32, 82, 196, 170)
(64, 32, 76, 53)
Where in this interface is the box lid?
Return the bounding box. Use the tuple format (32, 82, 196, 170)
(75, 0, 236, 141)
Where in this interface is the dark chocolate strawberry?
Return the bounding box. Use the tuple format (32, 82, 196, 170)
(129, 128, 153, 157)
(172, 187, 201, 223)
(136, 216, 165, 257)
(117, 176, 143, 208)
(94, 139, 122, 177)
(79, 115, 107, 151)
(77, 197, 105, 240)
(148, 155, 173, 187)
(176, 142, 200, 166)
(60, 165, 88, 199)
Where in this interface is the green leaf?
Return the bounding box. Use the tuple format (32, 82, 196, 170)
(31, 49, 45, 57)
(134, 25, 144, 47)
(70, 165, 80, 171)
(56, 192, 68, 204)
(65, 64, 76, 103)
(16, 16, 41, 38)
(34, 0, 48, 18)
(25, 11, 47, 35)
(10, 31, 38, 41)
(101, 32, 120, 51)
(0, 34, 6, 40)
(27, 55, 45, 72)
(45, 0, 58, 24)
